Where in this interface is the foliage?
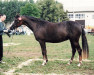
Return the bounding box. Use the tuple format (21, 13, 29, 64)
(20, 3, 40, 18)
(0, 0, 68, 23)
(0, 0, 33, 23)
(29, 0, 34, 3)
(37, 0, 68, 22)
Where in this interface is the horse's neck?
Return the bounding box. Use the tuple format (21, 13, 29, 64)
(24, 20, 36, 32)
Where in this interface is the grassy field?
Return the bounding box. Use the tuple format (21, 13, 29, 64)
(0, 34, 94, 74)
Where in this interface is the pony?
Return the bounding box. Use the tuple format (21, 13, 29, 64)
(10, 15, 89, 66)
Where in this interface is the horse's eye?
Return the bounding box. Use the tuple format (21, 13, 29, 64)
(15, 20, 19, 23)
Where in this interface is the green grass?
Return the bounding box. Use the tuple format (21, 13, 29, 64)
(0, 34, 94, 74)
(0, 57, 24, 72)
(15, 60, 94, 74)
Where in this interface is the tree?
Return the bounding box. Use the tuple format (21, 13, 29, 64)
(37, 0, 68, 22)
(56, 2, 68, 22)
(0, 0, 27, 23)
(29, 0, 34, 3)
(20, 3, 40, 18)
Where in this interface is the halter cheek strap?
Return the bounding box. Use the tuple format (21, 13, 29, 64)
(17, 21, 23, 26)
(17, 17, 23, 26)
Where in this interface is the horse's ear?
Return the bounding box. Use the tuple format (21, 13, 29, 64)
(18, 17, 22, 20)
(15, 14, 20, 19)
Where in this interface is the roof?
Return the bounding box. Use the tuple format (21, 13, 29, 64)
(68, 10, 94, 13)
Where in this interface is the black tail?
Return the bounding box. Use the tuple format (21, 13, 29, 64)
(82, 28, 89, 59)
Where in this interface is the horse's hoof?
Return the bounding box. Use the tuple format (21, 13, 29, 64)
(42, 62, 47, 66)
(77, 62, 82, 67)
(67, 60, 72, 65)
(42, 63, 46, 66)
(67, 62, 71, 65)
(77, 63, 81, 67)
(42, 60, 47, 66)
(77, 61, 82, 67)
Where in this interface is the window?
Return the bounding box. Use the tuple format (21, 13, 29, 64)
(68, 14, 73, 18)
(75, 14, 85, 19)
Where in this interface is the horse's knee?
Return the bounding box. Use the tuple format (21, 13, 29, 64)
(74, 43, 82, 54)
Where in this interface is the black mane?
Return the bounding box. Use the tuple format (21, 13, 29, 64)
(24, 16, 49, 25)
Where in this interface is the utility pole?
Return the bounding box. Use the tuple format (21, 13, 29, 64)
(72, 0, 75, 21)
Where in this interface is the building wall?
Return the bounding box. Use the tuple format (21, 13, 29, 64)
(68, 11, 94, 29)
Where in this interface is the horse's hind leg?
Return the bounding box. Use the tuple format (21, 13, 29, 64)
(73, 41, 82, 67)
(68, 40, 76, 65)
(76, 43, 82, 67)
(39, 40, 48, 65)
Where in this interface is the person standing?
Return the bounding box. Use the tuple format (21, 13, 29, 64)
(0, 14, 9, 63)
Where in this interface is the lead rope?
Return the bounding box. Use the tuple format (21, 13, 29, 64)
(7, 35, 14, 54)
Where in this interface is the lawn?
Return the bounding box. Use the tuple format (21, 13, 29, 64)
(0, 34, 94, 74)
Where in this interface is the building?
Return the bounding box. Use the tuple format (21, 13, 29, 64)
(56, 0, 94, 32)
(68, 11, 94, 29)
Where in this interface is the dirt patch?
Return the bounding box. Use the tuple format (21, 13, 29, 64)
(4, 43, 21, 46)
(4, 51, 41, 58)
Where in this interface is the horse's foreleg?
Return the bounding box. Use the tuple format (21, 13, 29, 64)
(42, 50, 48, 66)
(68, 49, 76, 65)
(39, 41, 48, 65)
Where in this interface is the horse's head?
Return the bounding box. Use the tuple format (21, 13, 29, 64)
(10, 14, 24, 30)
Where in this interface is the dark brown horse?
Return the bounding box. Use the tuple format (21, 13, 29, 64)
(10, 15, 89, 66)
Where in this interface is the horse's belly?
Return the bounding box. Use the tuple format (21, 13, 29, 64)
(45, 37, 69, 43)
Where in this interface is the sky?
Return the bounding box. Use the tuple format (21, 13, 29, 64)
(2, 0, 94, 11)
(56, 0, 94, 11)
(34, 0, 94, 11)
